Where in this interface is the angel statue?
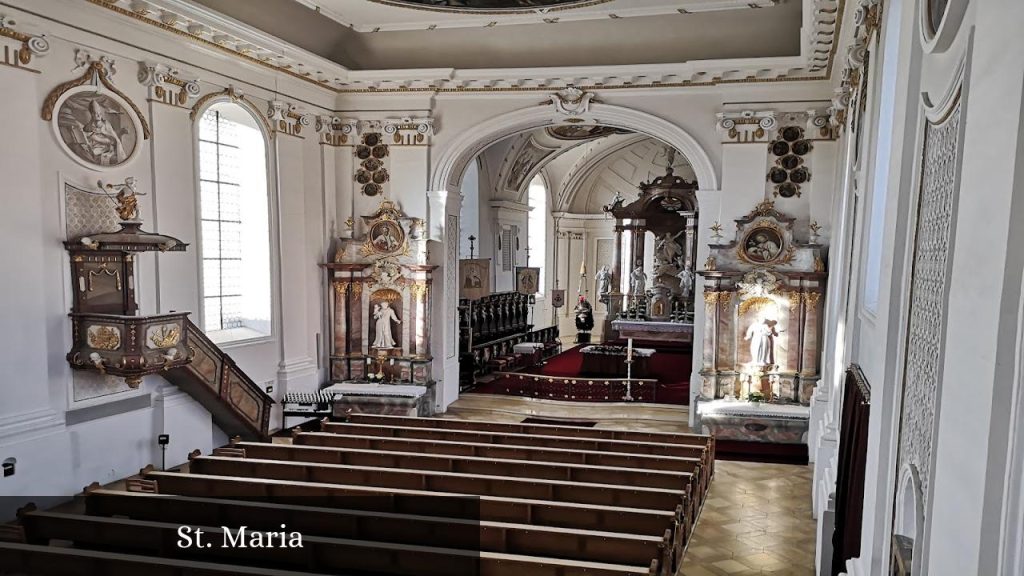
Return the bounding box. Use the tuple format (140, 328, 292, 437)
(629, 265, 648, 295)
(98, 176, 146, 221)
(655, 231, 684, 264)
(595, 265, 613, 295)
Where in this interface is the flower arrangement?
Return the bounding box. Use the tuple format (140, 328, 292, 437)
(747, 391, 765, 403)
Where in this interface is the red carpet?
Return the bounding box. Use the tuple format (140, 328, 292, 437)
(472, 345, 691, 405)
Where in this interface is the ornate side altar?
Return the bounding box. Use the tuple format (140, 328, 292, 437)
(695, 201, 826, 444)
(321, 201, 438, 416)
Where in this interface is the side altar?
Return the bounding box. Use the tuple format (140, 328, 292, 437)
(320, 201, 437, 416)
(695, 200, 827, 445)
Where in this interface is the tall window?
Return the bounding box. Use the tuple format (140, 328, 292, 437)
(198, 103, 272, 344)
(527, 175, 547, 294)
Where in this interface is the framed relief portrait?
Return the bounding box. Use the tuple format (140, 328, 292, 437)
(515, 267, 540, 295)
(741, 226, 784, 264)
(459, 258, 490, 301)
(368, 220, 406, 255)
(53, 86, 142, 171)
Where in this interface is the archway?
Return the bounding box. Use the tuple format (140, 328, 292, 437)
(431, 102, 719, 194)
(430, 101, 718, 412)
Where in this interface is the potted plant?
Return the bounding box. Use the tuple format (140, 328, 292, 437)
(748, 391, 765, 405)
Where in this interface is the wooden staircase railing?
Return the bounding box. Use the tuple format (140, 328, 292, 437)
(162, 319, 273, 440)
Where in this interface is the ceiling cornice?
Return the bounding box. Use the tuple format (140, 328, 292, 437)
(85, 0, 844, 95)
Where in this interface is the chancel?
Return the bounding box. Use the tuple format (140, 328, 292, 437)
(1, 1, 1022, 576)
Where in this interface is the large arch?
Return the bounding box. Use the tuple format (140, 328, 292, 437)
(430, 102, 719, 194)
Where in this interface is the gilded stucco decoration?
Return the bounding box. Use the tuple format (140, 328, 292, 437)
(43, 50, 150, 171)
(137, 60, 200, 106)
(0, 14, 50, 69)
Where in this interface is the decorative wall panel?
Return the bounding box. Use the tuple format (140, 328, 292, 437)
(897, 98, 961, 506)
(447, 213, 459, 358)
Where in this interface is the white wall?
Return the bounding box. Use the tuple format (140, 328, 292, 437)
(0, 0, 333, 504)
(813, 1, 1024, 575)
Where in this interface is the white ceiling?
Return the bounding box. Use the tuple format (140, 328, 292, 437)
(297, 0, 780, 32)
(190, 0, 802, 71)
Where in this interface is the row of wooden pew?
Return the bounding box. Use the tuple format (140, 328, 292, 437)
(1, 412, 714, 576)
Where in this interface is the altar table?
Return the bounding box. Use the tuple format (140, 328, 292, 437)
(579, 346, 655, 378)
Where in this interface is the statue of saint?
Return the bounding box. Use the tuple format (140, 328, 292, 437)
(595, 265, 613, 295)
(372, 301, 401, 349)
(745, 318, 778, 366)
(629, 265, 647, 295)
(676, 266, 694, 299)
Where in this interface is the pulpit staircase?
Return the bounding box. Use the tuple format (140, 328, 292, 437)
(161, 319, 274, 441)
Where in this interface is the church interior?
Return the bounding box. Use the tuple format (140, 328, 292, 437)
(0, 0, 1021, 575)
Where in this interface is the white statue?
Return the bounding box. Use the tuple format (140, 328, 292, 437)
(372, 301, 401, 348)
(629, 266, 647, 295)
(676, 267, 694, 298)
(595, 265, 613, 295)
(745, 318, 778, 366)
(655, 231, 684, 264)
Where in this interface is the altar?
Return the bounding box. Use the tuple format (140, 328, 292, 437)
(319, 201, 440, 416)
(693, 200, 826, 446)
(580, 345, 654, 378)
(325, 382, 435, 418)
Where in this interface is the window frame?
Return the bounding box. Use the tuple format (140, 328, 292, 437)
(192, 98, 279, 349)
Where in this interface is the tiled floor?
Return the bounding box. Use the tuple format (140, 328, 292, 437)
(680, 461, 816, 576)
(445, 394, 818, 576)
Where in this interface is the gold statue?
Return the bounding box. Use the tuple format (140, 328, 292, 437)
(98, 176, 146, 221)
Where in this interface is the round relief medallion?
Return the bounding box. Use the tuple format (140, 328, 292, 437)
(52, 86, 143, 171)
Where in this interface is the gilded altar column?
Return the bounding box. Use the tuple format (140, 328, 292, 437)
(701, 287, 718, 398)
(800, 291, 822, 402)
(332, 279, 348, 377)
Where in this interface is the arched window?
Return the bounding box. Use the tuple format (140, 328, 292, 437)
(526, 175, 547, 294)
(197, 102, 272, 344)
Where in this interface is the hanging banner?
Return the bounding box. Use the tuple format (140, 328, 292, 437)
(550, 289, 566, 308)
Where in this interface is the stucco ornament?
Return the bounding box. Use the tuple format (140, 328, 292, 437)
(549, 86, 594, 117)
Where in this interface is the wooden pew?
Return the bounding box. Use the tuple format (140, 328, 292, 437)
(231, 442, 694, 491)
(0, 541, 322, 576)
(82, 489, 672, 570)
(312, 423, 713, 499)
(293, 430, 701, 470)
(141, 471, 686, 560)
(189, 455, 687, 511)
(347, 413, 711, 446)
(19, 511, 659, 576)
(320, 421, 705, 459)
